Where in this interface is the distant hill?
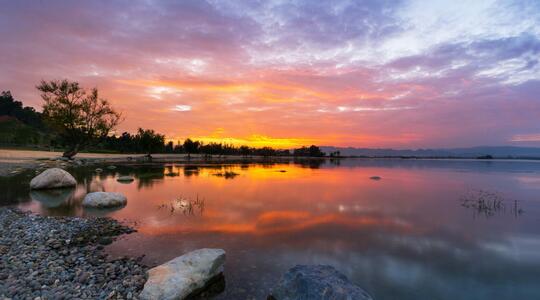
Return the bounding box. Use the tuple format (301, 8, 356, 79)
(0, 116, 49, 145)
(0, 91, 51, 146)
(321, 146, 540, 159)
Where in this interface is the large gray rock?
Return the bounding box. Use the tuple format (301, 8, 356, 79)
(139, 248, 226, 300)
(29, 168, 77, 189)
(82, 192, 127, 208)
(269, 265, 373, 300)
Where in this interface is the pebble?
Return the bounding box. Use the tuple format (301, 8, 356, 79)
(0, 208, 148, 299)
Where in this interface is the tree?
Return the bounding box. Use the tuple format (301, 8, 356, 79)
(37, 80, 121, 158)
(308, 145, 325, 157)
(183, 138, 200, 158)
(165, 141, 174, 153)
(135, 128, 165, 157)
(239, 145, 251, 157)
(293, 145, 325, 157)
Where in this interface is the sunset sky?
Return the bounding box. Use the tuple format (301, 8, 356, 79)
(1, 0, 539, 148)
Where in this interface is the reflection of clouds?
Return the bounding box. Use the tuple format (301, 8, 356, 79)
(137, 210, 414, 237)
(255, 227, 540, 300)
(22, 162, 540, 299)
(255, 210, 311, 229)
(115, 212, 540, 299)
(481, 235, 540, 261)
(514, 175, 540, 189)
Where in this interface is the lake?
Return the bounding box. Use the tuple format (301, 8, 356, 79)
(2, 159, 540, 300)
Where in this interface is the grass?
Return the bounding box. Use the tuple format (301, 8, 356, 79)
(460, 188, 524, 218)
(157, 195, 205, 216)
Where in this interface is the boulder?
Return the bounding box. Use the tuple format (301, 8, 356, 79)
(29, 168, 77, 189)
(82, 192, 127, 208)
(140, 248, 226, 300)
(117, 176, 134, 183)
(268, 265, 373, 300)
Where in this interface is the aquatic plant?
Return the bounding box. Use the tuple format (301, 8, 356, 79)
(460, 188, 524, 218)
(157, 195, 205, 216)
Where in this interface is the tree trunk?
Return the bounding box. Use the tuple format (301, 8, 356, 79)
(62, 144, 80, 159)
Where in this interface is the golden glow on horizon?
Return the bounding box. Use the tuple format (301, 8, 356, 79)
(166, 134, 315, 149)
(111, 76, 427, 148)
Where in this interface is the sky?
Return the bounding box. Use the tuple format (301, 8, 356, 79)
(1, 0, 539, 148)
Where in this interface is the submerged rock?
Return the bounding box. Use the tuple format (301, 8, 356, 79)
(82, 192, 127, 208)
(117, 176, 134, 183)
(268, 265, 373, 300)
(29, 168, 77, 189)
(369, 176, 381, 180)
(139, 248, 226, 300)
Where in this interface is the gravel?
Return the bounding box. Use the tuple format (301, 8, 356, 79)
(0, 208, 148, 300)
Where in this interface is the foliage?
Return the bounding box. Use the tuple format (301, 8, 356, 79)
(135, 128, 165, 155)
(0, 91, 44, 129)
(36, 80, 121, 157)
(293, 145, 325, 157)
(183, 138, 201, 157)
(0, 91, 50, 146)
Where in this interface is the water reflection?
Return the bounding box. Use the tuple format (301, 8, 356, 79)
(2, 159, 540, 299)
(30, 188, 75, 208)
(460, 188, 525, 218)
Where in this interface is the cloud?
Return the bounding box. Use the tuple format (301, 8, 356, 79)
(173, 105, 192, 112)
(0, 0, 539, 147)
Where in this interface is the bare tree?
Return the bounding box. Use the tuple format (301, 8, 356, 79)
(37, 79, 121, 158)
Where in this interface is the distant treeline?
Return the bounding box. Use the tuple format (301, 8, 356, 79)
(0, 91, 50, 145)
(0, 91, 44, 128)
(1, 90, 326, 157)
(99, 133, 325, 157)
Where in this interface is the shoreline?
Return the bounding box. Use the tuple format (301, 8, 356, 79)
(0, 149, 323, 177)
(3, 148, 540, 178)
(0, 207, 148, 299)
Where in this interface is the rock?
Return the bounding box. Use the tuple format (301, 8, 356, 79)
(82, 192, 127, 208)
(0, 207, 146, 299)
(139, 248, 226, 300)
(369, 176, 381, 180)
(95, 168, 103, 173)
(117, 176, 134, 183)
(30, 168, 77, 190)
(98, 236, 113, 245)
(268, 265, 373, 300)
(107, 166, 117, 170)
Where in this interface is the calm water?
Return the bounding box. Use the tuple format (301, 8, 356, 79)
(2, 159, 540, 300)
